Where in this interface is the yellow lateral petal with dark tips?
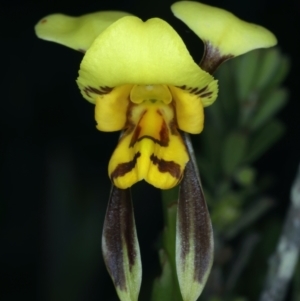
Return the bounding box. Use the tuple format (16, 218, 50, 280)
(35, 11, 132, 52)
(95, 85, 132, 131)
(109, 101, 189, 189)
(171, 86, 204, 134)
(171, 1, 277, 58)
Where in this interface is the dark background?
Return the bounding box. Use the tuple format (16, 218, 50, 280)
(1, 0, 299, 300)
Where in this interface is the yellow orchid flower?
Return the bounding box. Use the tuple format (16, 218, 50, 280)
(35, 3, 277, 301)
(77, 16, 218, 190)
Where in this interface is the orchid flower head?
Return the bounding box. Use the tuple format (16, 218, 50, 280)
(77, 16, 218, 189)
(34, 3, 277, 301)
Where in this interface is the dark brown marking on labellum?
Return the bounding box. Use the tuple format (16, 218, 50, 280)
(129, 125, 142, 147)
(133, 135, 169, 147)
(178, 133, 213, 283)
(77, 48, 86, 54)
(130, 134, 170, 148)
(102, 186, 137, 290)
(41, 19, 47, 24)
(169, 102, 179, 136)
(150, 154, 181, 179)
(129, 110, 146, 147)
(83, 85, 113, 98)
(111, 152, 141, 179)
(129, 111, 169, 147)
(159, 117, 169, 146)
(169, 119, 179, 136)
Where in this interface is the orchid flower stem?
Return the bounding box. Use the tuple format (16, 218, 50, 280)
(160, 188, 183, 301)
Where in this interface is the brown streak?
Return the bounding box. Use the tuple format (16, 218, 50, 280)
(159, 120, 169, 146)
(129, 125, 142, 147)
(200, 92, 213, 98)
(197, 85, 208, 95)
(131, 134, 169, 148)
(111, 152, 141, 179)
(178, 133, 213, 283)
(136, 135, 168, 147)
(150, 154, 181, 179)
(83, 85, 112, 97)
(130, 110, 169, 147)
(169, 119, 178, 136)
(200, 41, 233, 74)
(102, 86, 113, 92)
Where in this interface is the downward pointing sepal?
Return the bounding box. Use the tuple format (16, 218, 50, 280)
(176, 133, 214, 301)
(102, 186, 142, 301)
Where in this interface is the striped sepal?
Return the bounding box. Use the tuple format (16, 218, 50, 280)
(102, 186, 142, 301)
(176, 133, 214, 301)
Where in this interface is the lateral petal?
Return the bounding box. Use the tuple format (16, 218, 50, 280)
(94, 85, 132, 131)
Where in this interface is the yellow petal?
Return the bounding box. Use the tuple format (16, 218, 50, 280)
(77, 16, 217, 104)
(171, 1, 277, 57)
(95, 85, 132, 131)
(169, 76, 218, 133)
(130, 85, 172, 105)
(170, 86, 204, 134)
(35, 11, 132, 52)
(108, 101, 189, 189)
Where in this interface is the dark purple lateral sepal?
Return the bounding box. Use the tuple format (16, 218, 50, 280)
(102, 186, 141, 301)
(176, 133, 214, 301)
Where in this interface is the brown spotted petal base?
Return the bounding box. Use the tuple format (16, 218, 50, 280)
(176, 133, 214, 301)
(102, 186, 142, 301)
(200, 41, 233, 74)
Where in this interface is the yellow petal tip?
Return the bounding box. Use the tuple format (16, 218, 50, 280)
(35, 11, 132, 51)
(171, 1, 277, 58)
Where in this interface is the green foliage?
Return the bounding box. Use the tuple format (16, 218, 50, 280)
(244, 120, 285, 163)
(151, 193, 182, 301)
(194, 48, 289, 300)
(197, 49, 289, 230)
(222, 132, 248, 175)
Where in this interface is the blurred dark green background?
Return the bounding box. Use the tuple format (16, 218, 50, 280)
(1, 0, 299, 300)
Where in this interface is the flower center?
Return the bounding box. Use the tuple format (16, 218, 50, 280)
(130, 84, 172, 104)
